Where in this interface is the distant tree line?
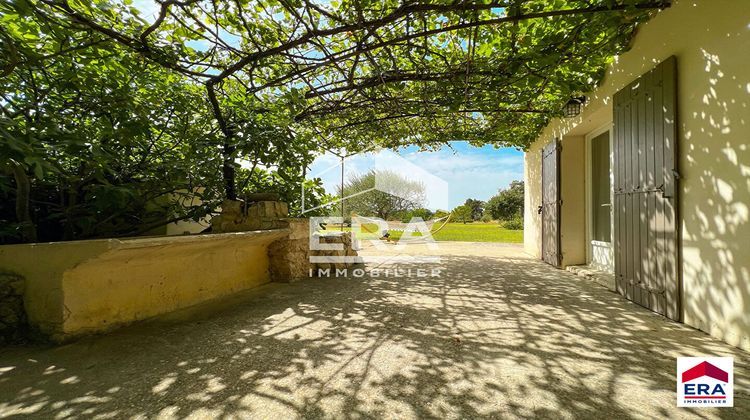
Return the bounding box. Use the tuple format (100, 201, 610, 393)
(449, 181, 524, 229)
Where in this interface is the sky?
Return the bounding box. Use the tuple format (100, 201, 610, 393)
(307, 142, 524, 211)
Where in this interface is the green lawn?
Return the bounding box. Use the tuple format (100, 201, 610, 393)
(323, 222, 523, 243)
(426, 222, 523, 243)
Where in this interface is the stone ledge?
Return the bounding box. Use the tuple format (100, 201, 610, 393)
(212, 200, 289, 233)
(0, 230, 288, 342)
(566, 265, 616, 291)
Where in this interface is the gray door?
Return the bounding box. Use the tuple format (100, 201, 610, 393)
(541, 140, 561, 268)
(613, 56, 680, 320)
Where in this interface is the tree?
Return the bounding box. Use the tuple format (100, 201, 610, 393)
(0, 0, 668, 243)
(0, 1, 328, 243)
(464, 199, 485, 221)
(337, 170, 426, 221)
(399, 208, 434, 223)
(0, 15, 222, 243)
(26, 0, 665, 183)
(485, 181, 525, 221)
(452, 205, 473, 224)
(433, 210, 450, 221)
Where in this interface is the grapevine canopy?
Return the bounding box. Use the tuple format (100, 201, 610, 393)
(2, 0, 669, 212)
(25, 0, 667, 150)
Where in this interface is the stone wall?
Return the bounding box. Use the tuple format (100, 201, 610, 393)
(0, 212, 364, 342)
(0, 272, 26, 344)
(310, 233, 362, 276)
(211, 199, 288, 233)
(268, 219, 363, 281)
(268, 219, 311, 283)
(0, 230, 286, 342)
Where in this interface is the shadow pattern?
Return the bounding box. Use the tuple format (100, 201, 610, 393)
(0, 254, 748, 419)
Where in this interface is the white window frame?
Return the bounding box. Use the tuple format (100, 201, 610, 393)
(584, 122, 615, 272)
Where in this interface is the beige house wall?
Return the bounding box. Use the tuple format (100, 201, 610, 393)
(559, 136, 586, 268)
(0, 230, 286, 341)
(524, 0, 750, 350)
(524, 136, 587, 268)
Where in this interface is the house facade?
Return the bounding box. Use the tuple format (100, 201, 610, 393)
(524, 0, 750, 351)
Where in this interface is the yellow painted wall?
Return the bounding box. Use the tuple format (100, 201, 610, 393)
(524, 136, 587, 268)
(524, 0, 750, 350)
(560, 136, 586, 268)
(0, 240, 111, 334)
(0, 230, 286, 341)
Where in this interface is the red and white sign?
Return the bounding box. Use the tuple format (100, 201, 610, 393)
(677, 357, 733, 407)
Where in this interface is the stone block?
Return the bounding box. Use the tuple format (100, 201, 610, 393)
(212, 199, 290, 233)
(286, 219, 310, 241)
(246, 205, 261, 220)
(0, 272, 27, 344)
(277, 202, 289, 218)
(221, 199, 243, 216)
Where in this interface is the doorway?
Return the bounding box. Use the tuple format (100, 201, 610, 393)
(541, 140, 561, 268)
(586, 126, 614, 272)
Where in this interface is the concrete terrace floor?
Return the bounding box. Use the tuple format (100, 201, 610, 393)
(1, 242, 749, 419)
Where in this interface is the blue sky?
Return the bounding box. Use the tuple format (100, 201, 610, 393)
(307, 142, 524, 210)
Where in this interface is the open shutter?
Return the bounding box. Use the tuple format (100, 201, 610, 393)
(541, 140, 561, 268)
(613, 56, 680, 320)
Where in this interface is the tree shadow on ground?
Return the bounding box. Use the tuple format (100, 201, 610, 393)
(0, 254, 748, 419)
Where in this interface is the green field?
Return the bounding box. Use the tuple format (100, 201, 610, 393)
(423, 222, 522, 243)
(323, 222, 523, 243)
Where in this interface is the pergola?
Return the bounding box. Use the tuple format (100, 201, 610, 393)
(27, 0, 670, 201)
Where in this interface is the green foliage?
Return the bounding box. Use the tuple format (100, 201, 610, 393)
(0, 7, 223, 242)
(464, 198, 485, 221)
(22, 0, 659, 153)
(503, 215, 524, 230)
(480, 212, 494, 223)
(399, 208, 434, 223)
(451, 205, 473, 224)
(486, 180, 525, 221)
(433, 209, 450, 221)
(0, 0, 662, 243)
(337, 170, 426, 221)
(0, 0, 328, 242)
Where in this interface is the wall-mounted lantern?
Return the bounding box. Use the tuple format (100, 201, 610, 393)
(563, 96, 587, 118)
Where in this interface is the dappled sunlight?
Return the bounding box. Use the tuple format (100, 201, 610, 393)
(525, 0, 750, 352)
(1, 248, 748, 418)
(680, 34, 750, 350)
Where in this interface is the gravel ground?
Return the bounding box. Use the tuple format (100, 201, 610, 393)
(0, 242, 748, 419)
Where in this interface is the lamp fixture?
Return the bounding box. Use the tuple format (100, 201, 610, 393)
(564, 96, 587, 118)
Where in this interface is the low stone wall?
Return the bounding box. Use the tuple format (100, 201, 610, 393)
(268, 219, 363, 281)
(0, 213, 364, 342)
(268, 219, 311, 282)
(0, 230, 286, 342)
(0, 272, 26, 344)
(212, 200, 288, 233)
(310, 233, 363, 275)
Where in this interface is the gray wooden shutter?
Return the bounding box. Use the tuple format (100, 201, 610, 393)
(613, 56, 680, 320)
(541, 140, 561, 268)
